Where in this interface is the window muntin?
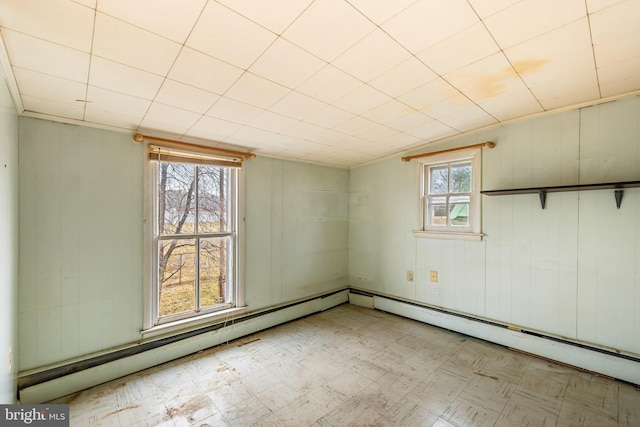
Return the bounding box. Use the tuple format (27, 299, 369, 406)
(154, 162, 236, 324)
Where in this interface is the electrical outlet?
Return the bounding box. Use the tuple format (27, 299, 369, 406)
(406, 270, 414, 282)
(430, 270, 438, 282)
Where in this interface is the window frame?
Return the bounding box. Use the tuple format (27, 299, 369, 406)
(142, 145, 245, 338)
(413, 147, 483, 241)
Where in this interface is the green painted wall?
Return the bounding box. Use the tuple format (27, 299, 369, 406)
(17, 118, 350, 371)
(349, 95, 640, 357)
(0, 67, 19, 402)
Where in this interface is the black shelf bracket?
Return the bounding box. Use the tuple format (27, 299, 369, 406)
(538, 190, 547, 209)
(615, 189, 623, 209)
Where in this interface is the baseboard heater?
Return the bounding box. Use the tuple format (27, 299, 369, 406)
(349, 288, 640, 386)
(18, 289, 349, 403)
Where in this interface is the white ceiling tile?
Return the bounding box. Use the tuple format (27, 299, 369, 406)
(296, 65, 363, 103)
(598, 55, 640, 88)
(369, 57, 437, 98)
(437, 105, 497, 132)
(586, 0, 628, 14)
(397, 77, 462, 111)
(72, 0, 96, 7)
(386, 109, 434, 132)
(333, 116, 378, 135)
(333, 85, 391, 115)
(168, 48, 244, 95)
(357, 123, 399, 143)
(84, 109, 142, 130)
(143, 103, 202, 131)
(404, 118, 458, 141)
(249, 111, 299, 133)
(382, 0, 479, 54)
(86, 86, 151, 118)
(21, 94, 85, 120)
(92, 13, 181, 75)
(0, 0, 94, 51)
(533, 70, 600, 110)
(476, 88, 543, 121)
(332, 29, 411, 83)
(97, 0, 206, 43)
(599, 57, 640, 98)
(378, 132, 422, 148)
(594, 31, 640, 67)
(138, 120, 189, 137)
(417, 22, 501, 75)
(304, 105, 355, 128)
(483, 0, 587, 49)
(155, 79, 220, 114)
(89, 56, 164, 100)
(466, 0, 519, 18)
(347, 0, 419, 25)
(2, 29, 89, 83)
(13, 68, 87, 105)
(270, 91, 326, 120)
(421, 93, 480, 122)
(504, 18, 594, 81)
(224, 73, 290, 109)
(187, 116, 244, 140)
(230, 126, 284, 147)
(216, 0, 312, 34)
(282, 0, 375, 62)
(281, 121, 344, 144)
(443, 53, 522, 102)
(2, 0, 639, 168)
(249, 38, 326, 87)
(186, 2, 277, 69)
(205, 97, 264, 123)
(361, 99, 414, 125)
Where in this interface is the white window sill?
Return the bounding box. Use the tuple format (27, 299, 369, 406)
(413, 230, 483, 241)
(141, 306, 247, 340)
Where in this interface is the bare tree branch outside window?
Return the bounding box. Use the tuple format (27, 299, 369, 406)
(156, 162, 231, 318)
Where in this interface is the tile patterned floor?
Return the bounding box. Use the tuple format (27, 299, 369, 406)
(50, 304, 640, 426)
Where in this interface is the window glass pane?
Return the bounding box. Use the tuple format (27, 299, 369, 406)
(429, 165, 448, 194)
(200, 237, 230, 308)
(157, 163, 195, 235)
(198, 167, 229, 233)
(427, 196, 447, 226)
(450, 162, 471, 193)
(449, 195, 470, 226)
(158, 238, 196, 317)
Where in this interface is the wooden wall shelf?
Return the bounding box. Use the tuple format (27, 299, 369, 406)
(481, 180, 640, 209)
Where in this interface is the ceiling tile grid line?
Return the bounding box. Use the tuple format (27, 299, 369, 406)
(1, 0, 640, 167)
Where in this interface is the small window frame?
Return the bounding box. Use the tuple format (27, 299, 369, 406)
(414, 147, 483, 241)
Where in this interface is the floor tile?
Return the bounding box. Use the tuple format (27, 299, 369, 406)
(47, 304, 640, 427)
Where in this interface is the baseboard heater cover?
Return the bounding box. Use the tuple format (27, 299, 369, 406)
(366, 293, 640, 386)
(19, 289, 349, 403)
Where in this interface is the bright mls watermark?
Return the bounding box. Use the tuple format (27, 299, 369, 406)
(1, 405, 69, 426)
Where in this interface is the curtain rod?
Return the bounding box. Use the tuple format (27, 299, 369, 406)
(401, 141, 495, 162)
(133, 133, 256, 160)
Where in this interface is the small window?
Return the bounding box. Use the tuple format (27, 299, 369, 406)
(415, 148, 482, 241)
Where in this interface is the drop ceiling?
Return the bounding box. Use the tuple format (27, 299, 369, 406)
(1, 0, 639, 168)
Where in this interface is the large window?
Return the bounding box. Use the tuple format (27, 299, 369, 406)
(145, 146, 243, 333)
(416, 147, 482, 241)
